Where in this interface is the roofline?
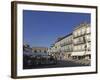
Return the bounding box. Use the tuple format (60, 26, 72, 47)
(32, 47, 48, 49)
(56, 33, 73, 43)
(74, 23, 90, 30)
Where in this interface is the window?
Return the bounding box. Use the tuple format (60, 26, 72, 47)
(34, 50, 37, 53)
(79, 45, 81, 51)
(77, 30, 81, 36)
(87, 43, 91, 51)
(44, 50, 47, 53)
(74, 31, 77, 37)
(86, 35, 91, 41)
(74, 46, 78, 51)
(77, 45, 80, 51)
(81, 44, 85, 51)
(87, 27, 90, 34)
(39, 50, 41, 53)
(82, 28, 85, 35)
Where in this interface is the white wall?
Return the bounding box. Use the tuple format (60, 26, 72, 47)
(0, 0, 99, 80)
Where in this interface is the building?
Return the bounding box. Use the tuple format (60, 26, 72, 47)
(23, 44, 32, 56)
(49, 23, 91, 60)
(23, 44, 48, 56)
(49, 33, 73, 60)
(72, 23, 91, 60)
(32, 47, 48, 54)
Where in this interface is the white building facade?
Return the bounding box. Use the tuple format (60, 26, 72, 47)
(49, 33, 73, 60)
(49, 23, 91, 60)
(72, 23, 91, 60)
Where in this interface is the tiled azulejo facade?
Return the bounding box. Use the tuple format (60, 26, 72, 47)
(48, 23, 91, 60)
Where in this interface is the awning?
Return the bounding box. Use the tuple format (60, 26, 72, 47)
(85, 51, 91, 55)
(71, 52, 85, 56)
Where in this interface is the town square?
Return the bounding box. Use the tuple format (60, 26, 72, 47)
(23, 10, 91, 69)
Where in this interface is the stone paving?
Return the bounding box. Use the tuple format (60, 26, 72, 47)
(24, 59, 90, 69)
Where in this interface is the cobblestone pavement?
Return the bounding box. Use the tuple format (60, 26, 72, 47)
(24, 59, 90, 69)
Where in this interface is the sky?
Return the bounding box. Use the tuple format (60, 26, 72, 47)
(23, 10, 91, 47)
